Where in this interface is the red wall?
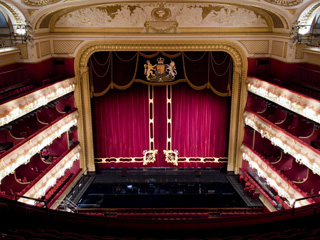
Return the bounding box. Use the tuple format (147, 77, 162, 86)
(0, 57, 75, 89)
(248, 58, 304, 82)
(247, 57, 320, 89)
(25, 58, 75, 82)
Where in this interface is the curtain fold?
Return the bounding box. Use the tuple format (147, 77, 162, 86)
(172, 83, 230, 158)
(91, 83, 149, 158)
(90, 52, 232, 168)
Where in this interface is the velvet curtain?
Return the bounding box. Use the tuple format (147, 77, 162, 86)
(172, 83, 229, 158)
(91, 83, 149, 158)
(90, 51, 232, 168)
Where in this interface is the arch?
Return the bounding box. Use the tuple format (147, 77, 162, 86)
(0, 1, 27, 45)
(0, 1, 25, 25)
(74, 40, 248, 173)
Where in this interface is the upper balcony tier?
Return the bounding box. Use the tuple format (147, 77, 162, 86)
(247, 77, 320, 125)
(244, 110, 320, 177)
(0, 78, 75, 127)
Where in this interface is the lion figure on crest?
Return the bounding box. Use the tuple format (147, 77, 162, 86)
(144, 60, 156, 80)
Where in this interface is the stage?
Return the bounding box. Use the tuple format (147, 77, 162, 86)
(63, 169, 262, 210)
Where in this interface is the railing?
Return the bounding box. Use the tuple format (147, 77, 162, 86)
(292, 194, 320, 216)
(14, 194, 47, 209)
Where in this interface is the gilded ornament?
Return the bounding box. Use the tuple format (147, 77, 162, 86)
(22, 0, 62, 6)
(144, 57, 177, 82)
(263, 0, 302, 6)
(151, 3, 171, 21)
(0, 1, 24, 24)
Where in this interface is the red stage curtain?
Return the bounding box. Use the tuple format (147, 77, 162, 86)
(91, 83, 149, 158)
(172, 83, 230, 158)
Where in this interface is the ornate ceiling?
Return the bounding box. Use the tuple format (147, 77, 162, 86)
(1, 0, 319, 33)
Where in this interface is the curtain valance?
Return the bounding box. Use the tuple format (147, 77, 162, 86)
(89, 51, 232, 97)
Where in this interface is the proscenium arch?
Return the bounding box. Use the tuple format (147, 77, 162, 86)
(74, 40, 248, 174)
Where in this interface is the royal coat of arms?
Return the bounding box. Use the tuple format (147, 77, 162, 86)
(144, 57, 177, 82)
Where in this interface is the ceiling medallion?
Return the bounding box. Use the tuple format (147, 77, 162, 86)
(22, 0, 62, 6)
(264, 0, 303, 6)
(151, 3, 171, 21)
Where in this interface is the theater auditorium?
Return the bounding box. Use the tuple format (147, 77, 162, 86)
(0, 0, 320, 239)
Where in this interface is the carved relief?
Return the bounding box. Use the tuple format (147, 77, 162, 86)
(55, 3, 268, 29)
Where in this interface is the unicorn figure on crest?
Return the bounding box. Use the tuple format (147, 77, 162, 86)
(166, 60, 177, 79)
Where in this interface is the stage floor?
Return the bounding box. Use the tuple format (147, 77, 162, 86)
(70, 169, 262, 209)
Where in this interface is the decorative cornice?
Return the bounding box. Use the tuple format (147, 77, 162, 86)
(75, 40, 246, 71)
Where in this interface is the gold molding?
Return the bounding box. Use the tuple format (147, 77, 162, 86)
(0, 1, 24, 24)
(299, 3, 320, 25)
(74, 40, 248, 173)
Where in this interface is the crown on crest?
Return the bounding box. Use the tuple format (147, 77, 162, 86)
(157, 57, 165, 64)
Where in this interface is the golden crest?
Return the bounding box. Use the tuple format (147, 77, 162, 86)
(144, 57, 177, 82)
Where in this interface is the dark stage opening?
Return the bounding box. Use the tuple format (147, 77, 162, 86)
(69, 169, 262, 209)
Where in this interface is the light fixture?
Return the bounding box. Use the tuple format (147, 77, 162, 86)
(0, 111, 78, 183)
(247, 77, 320, 124)
(244, 110, 320, 176)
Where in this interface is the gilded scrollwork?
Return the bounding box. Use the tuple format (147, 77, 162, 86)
(0, 1, 24, 24)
